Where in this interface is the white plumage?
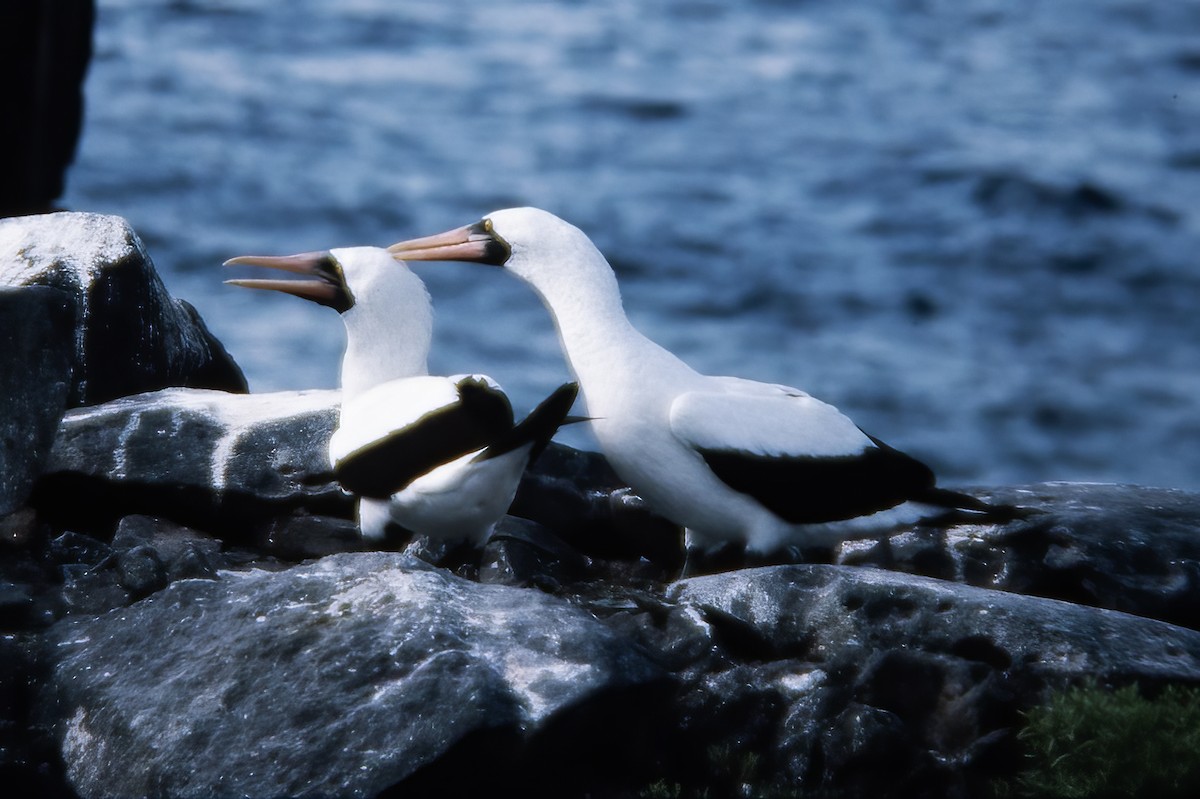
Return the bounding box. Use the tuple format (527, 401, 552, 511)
(389, 208, 1022, 561)
(225, 245, 576, 547)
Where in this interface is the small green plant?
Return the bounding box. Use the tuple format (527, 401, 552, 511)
(639, 780, 687, 799)
(1005, 681, 1200, 798)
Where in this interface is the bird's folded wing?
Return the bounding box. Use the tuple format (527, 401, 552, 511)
(474, 381, 579, 463)
(330, 375, 514, 498)
(669, 385, 935, 524)
(670, 383, 873, 458)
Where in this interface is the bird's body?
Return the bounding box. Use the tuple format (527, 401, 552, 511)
(389, 208, 1022, 559)
(225, 245, 576, 547)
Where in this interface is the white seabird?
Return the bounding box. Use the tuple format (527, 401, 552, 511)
(225, 245, 578, 550)
(388, 208, 1026, 565)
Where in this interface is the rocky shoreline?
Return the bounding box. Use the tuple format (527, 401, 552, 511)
(3, 212, 1199, 797)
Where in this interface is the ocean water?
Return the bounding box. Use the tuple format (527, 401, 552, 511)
(61, 0, 1200, 490)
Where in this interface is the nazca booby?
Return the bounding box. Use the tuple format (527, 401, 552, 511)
(388, 208, 1026, 563)
(225, 245, 578, 548)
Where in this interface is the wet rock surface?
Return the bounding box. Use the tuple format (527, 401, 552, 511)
(0, 212, 247, 406)
(583, 564, 1200, 797)
(3, 215, 1200, 797)
(838, 483, 1200, 631)
(0, 286, 74, 515)
(34, 387, 348, 536)
(48, 552, 666, 799)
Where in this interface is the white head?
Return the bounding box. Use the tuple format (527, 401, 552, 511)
(327, 246, 432, 335)
(225, 246, 433, 393)
(393, 207, 604, 277)
(387, 207, 620, 307)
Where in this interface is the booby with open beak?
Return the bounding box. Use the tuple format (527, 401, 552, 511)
(225, 246, 578, 549)
(388, 208, 1028, 567)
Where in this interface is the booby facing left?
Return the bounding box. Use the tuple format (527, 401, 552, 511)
(225, 245, 578, 549)
(388, 208, 1027, 564)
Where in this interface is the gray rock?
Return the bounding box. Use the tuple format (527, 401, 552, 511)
(114, 544, 167, 598)
(35, 387, 348, 534)
(479, 515, 590, 590)
(47, 531, 112, 568)
(258, 511, 364, 561)
(643, 564, 1200, 795)
(0, 286, 74, 515)
(0, 506, 43, 549)
(47, 551, 665, 798)
(111, 514, 223, 583)
(0, 212, 246, 406)
(59, 562, 130, 617)
(837, 482, 1200, 630)
(671, 564, 1200, 690)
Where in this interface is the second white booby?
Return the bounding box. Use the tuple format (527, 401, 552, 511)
(388, 208, 1027, 565)
(225, 246, 578, 549)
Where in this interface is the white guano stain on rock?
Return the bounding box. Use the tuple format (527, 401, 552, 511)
(1, 212, 145, 401)
(500, 650, 593, 724)
(0, 212, 134, 286)
(62, 707, 105, 785)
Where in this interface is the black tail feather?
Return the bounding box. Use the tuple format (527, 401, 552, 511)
(914, 486, 1037, 525)
(473, 382, 580, 464)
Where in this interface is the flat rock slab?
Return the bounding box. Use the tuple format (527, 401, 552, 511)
(0, 211, 246, 406)
(645, 564, 1200, 794)
(47, 552, 664, 799)
(36, 387, 347, 533)
(671, 564, 1200, 685)
(838, 482, 1200, 630)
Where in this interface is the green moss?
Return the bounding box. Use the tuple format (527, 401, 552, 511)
(639, 780, 689, 799)
(1003, 681, 1200, 798)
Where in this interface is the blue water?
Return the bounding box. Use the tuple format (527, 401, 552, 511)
(62, 0, 1200, 490)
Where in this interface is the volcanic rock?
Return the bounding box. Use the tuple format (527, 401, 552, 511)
(632, 563, 1200, 796)
(33, 387, 347, 536)
(838, 482, 1200, 630)
(0, 212, 246, 406)
(0, 286, 74, 515)
(47, 552, 667, 798)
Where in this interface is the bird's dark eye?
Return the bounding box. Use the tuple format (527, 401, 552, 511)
(317, 255, 354, 312)
(475, 218, 511, 265)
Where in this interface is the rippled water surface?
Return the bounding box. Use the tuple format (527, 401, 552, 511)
(63, 0, 1200, 489)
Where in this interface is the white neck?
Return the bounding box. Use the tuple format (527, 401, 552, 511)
(339, 312, 431, 399)
(328, 249, 435, 400)
(512, 242, 694, 409)
(337, 285, 432, 400)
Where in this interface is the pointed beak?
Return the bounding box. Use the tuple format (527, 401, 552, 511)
(223, 251, 352, 312)
(387, 220, 510, 266)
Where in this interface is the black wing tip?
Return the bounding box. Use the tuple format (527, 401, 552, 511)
(914, 486, 1039, 523)
(541, 381, 581, 412)
(860, 431, 1041, 522)
(561, 414, 595, 426)
(476, 381, 579, 463)
(863, 432, 937, 485)
(700, 440, 941, 525)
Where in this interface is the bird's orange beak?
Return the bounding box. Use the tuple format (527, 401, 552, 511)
(387, 220, 510, 266)
(223, 251, 352, 311)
